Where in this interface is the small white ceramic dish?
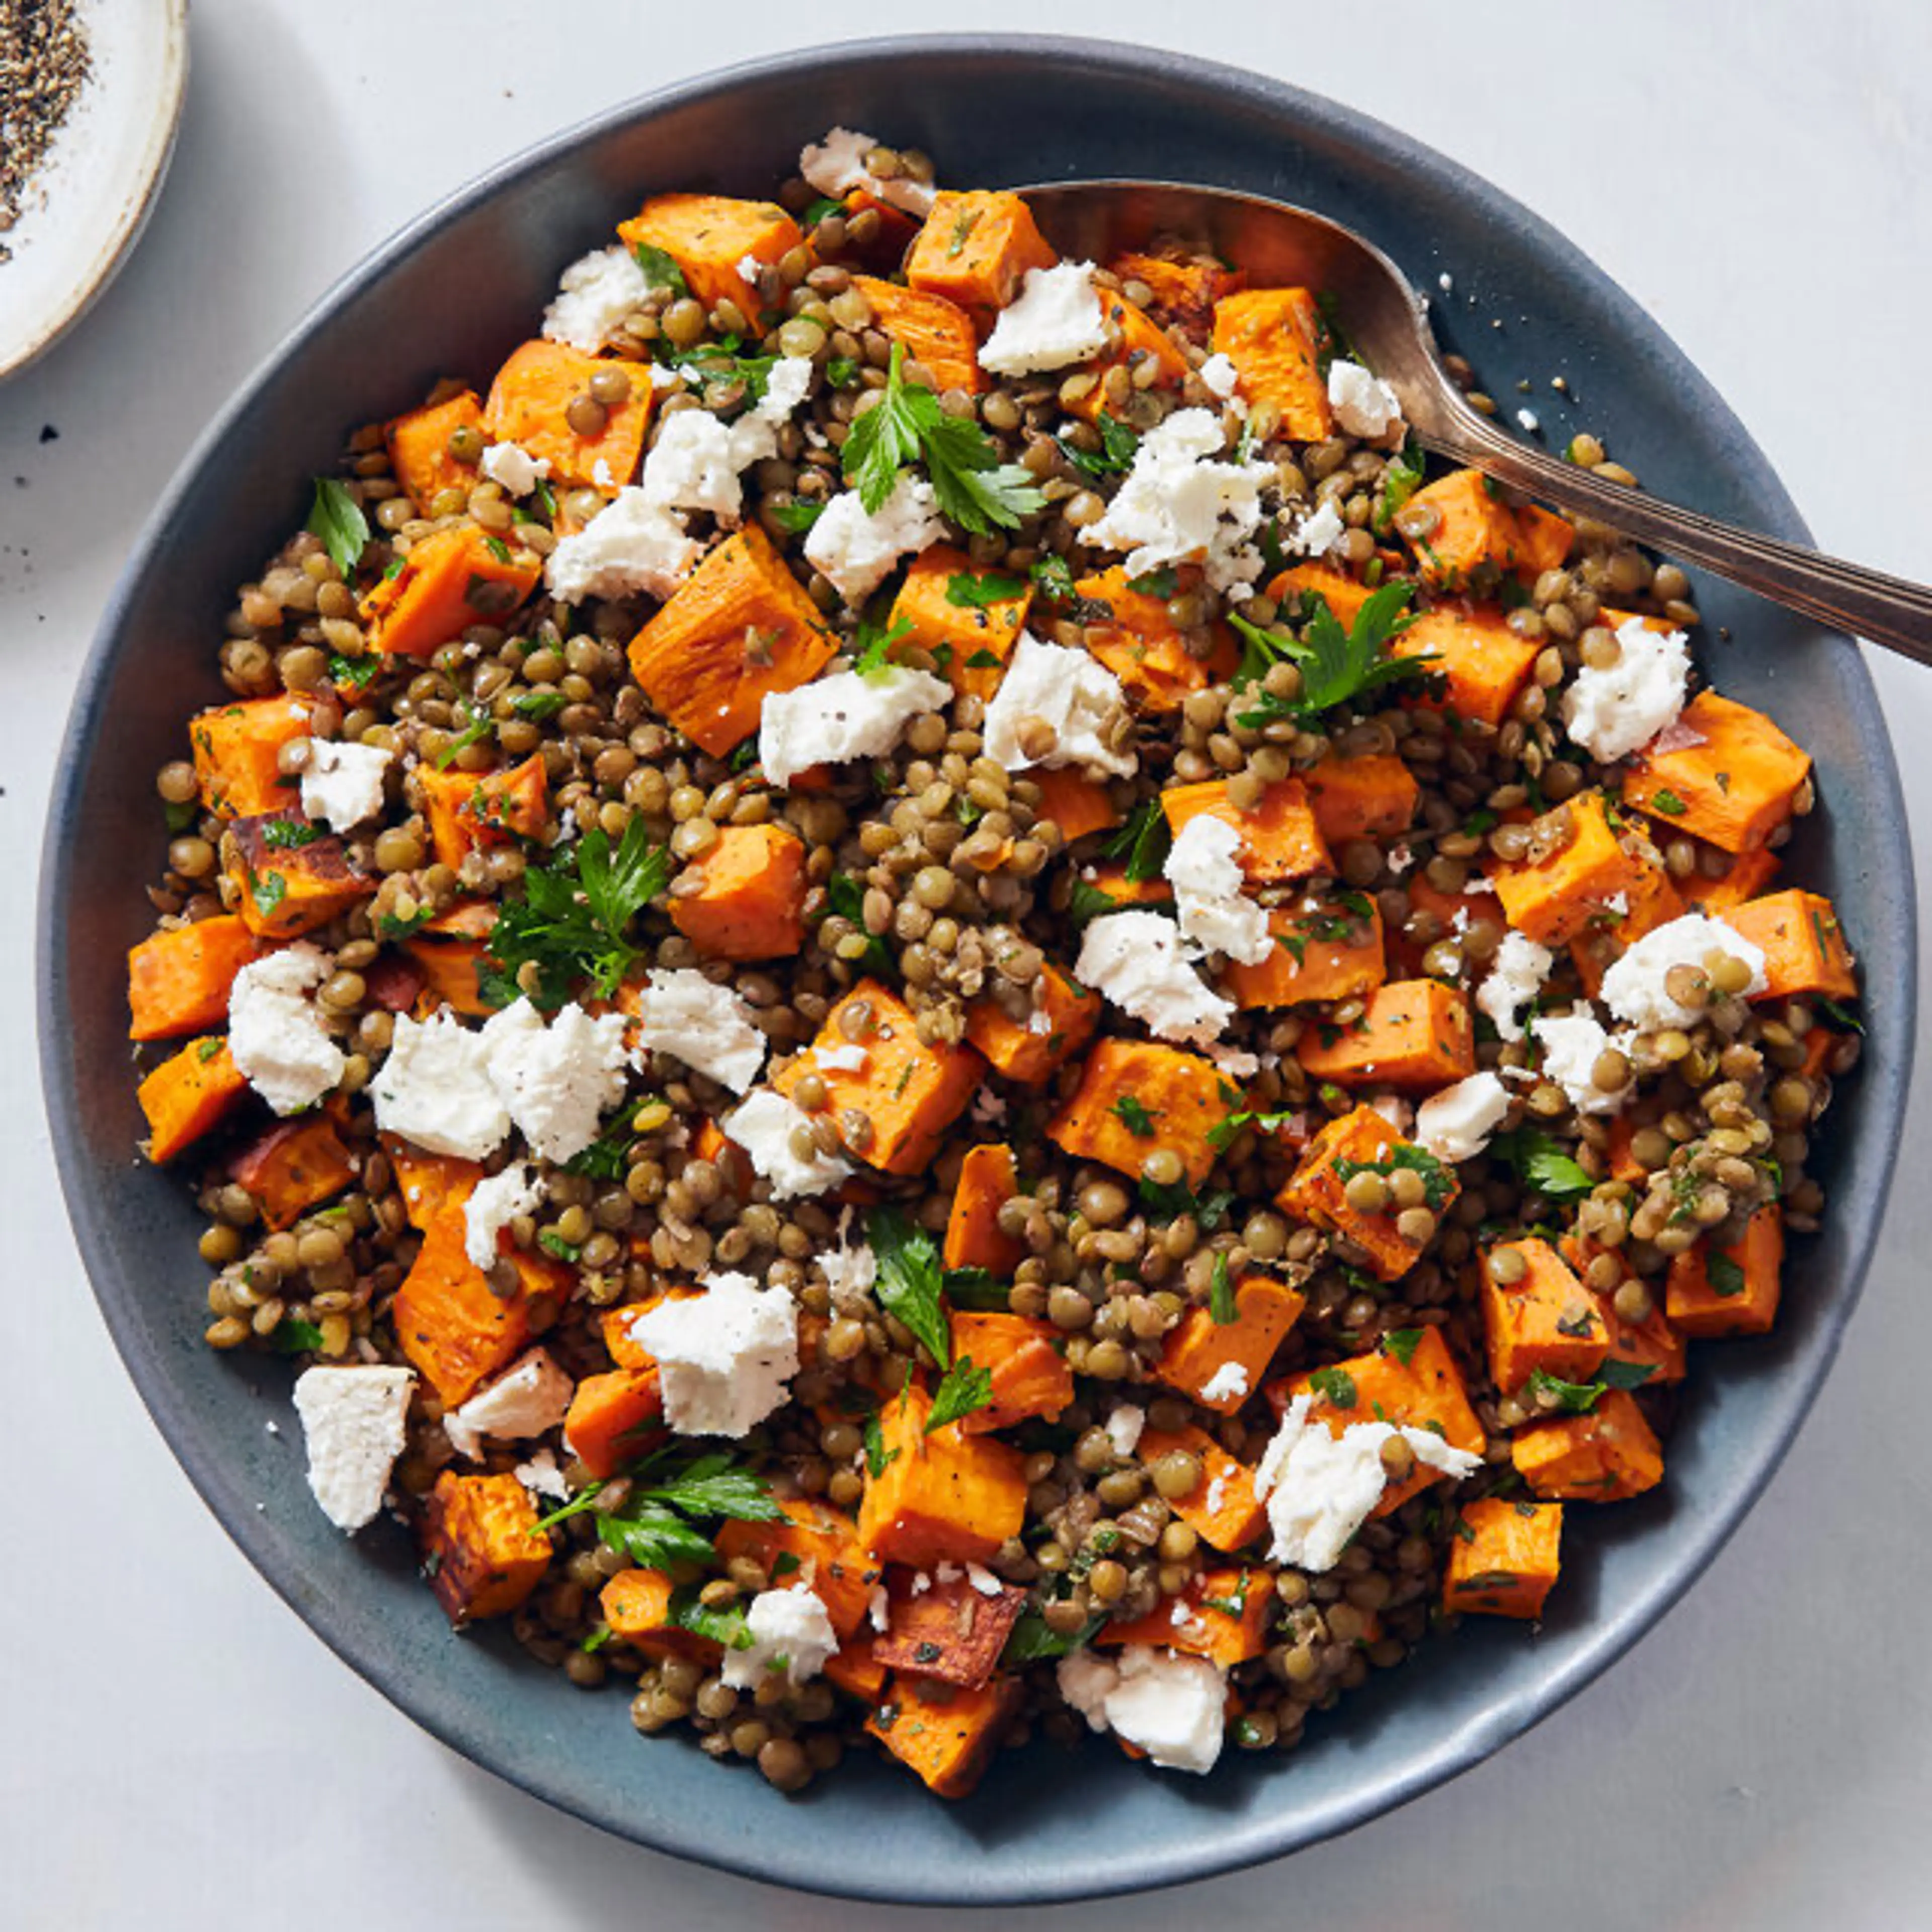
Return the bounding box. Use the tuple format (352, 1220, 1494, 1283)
(0, 0, 190, 381)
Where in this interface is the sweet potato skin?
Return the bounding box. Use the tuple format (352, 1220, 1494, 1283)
(870, 1569, 1028, 1688)
(138, 1038, 250, 1162)
(128, 915, 265, 1040)
(1046, 1036, 1227, 1187)
(668, 823, 808, 961)
(423, 1470, 550, 1624)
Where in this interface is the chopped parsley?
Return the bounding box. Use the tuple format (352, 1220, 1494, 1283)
(306, 477, 369, 580)
(1706, 1253, 1747, 1299)
(631, 243, 687, 296)
(1490, 1128, 1594, 1200)
(926, 1355, 995, 1432)
(945, 570, 1026, 608)
(1308, 1366, 1358, 1409)
(530, 1445, 780, 1572)
(1208, 1251, 1237, 1325)
(1333, 1142, 1455, 1211)
(868, 1206, 951, 1366)
(1057, 411, 1138, 479)
(1102, 797, 1172, 883)
(1110, 1095, 1158, 1137)
(1524, 1367, 1605, 1413)
(1233, 581, 1429, 725)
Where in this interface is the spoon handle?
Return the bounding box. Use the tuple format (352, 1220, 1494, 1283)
(1421, 410, 1932, 667)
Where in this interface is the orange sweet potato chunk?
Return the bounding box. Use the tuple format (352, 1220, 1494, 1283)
(1268, 561, 1376, 629)
(1063, 290, 1187, 424)
(564, 1365, 666, 1479)
(853, 276, 984, 393)
(229, 1115, 358, 1231)
(1046, 1036, 1227, 1187)
(774, 979, 983, 1175)
(1493, 792, 1666, 947)
(1722, 890, 1857, 1001)
(190, 694, 317, 819)
(1101, 1564, 1270, 1665)
(1622, 691, 1810, 854)
(1392, 603, 1544, 729)
(1277, 1106, 1461, 1283)
(867, 1670, 1022, 1800)
(385, 389, 482, 513)
(942, 1146, 1025, 1277)
(963, 960, 1099, 1085)
(359, 523, 543, 660)
(1442, 1499, 1564, 1619)
(950, 1310, 1074, 1434)
(715, 1496, 882, 1638)
(905, 190, 1057, 325)
(1400, 469, 1526, 588)
(1512, 1388, 1662, 1501)
(222, 817, 376, 941)
(889, 544, 1032, 702)
(1677, 844, 1781, 915)
(600, 1567, 719, 1663)
(423, 1470, 550, 1625)
(1074, 565, 1214, 711)
(1665, 1204, 1783, 1338)
(620, 193, 801, 321)
(1028, 768, 1121, 844)
(1296, 979, 1474, 1090)
(1210, 287, 1332, 440)
(1480, 1237, 1609, 1395)
(1224, 895, 1387, 1010)
(668, 823, 808, 960)
(1159, 1275, 1305, 1414)
(1305, 753, 1420, 845)
(1109, 251, 1246, 331)
(627, 525, 838, 756)
(482, 340, 654, 494)
(1133, 1423, 1267, 1552)
(417, 752, 549, 871)
(138, 1038, 251, 1162)
(1161, 776, 1331, 884)
(871, 1569, 1028, 1688)
(857, 1384, 1027, 1569)
(128, 915, 266, 1040)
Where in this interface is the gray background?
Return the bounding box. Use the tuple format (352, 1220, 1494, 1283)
(5, 2, 1928, 1926)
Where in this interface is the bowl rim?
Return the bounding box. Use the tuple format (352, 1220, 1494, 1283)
(37, 30, 1917, 1905)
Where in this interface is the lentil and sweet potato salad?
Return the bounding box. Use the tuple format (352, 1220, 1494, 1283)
(128, 129, 1863, 1796)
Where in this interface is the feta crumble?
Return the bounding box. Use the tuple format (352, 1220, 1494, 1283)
(542, 246, 653, 354)
(372, 1008, 508, 1160)
(1076, 909, 1233, 1048)
(632, 1270, 799, 1438)
(1415, 1071, 1511, 1164)
(1199, 1362, 1249, 1406)
(719, 1584, 840, 1690)
(1080, 408, 1277, 597)
(978, 261, 1109, 376)
(1599, 912, 1767, 1032)
(1516, 408, 1541, 434)
(802, 473, 947, 605)
(228, 944, 346, 1116)
(292, 1365, 415, 1533)
(813, 1043, 869, 1075)
(759, 663, 952, 788)
(982, 632, 1137, 778)
(296, 738, 391, 831)
(719, 1089, 853, 1198)
(639, 409, 757, 524)
(1561, 619, 1692, 763)
(1105, 1404, 1146, 1458)
(1284, 496, 1346, 558)
(1326, 359, 1405, 444)
(818, 1212, 877, 1298)
(798, 127, 935, 217)
(1164, 813, 1272, 965)
(1057, 1645, 1228, 1775)
(1476, 929, 1555, 1043)
(443, 1348, 574, 1460)
(630, 968, 768, 1092)
(514, 1447, 571, 1502)
(462, 1161, 545, 1270)
(479, 441, 551, 497)
(1531, 1010, 1634, 1116)
(544, 489, 703, 604)
(1198, 352, 1240, 399)
(480, 998, 631, 1163)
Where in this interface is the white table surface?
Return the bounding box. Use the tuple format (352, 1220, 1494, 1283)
(6, 4, 1929, 1926)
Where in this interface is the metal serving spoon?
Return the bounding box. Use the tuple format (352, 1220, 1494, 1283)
(1021, 181, 1932, 664)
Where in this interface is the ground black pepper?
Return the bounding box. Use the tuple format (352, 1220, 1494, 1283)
(0, 0, 93, 264)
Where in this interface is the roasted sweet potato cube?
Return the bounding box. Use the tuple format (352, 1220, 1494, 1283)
(1513, 506, 1574, 578)
(1027, 768, 1121, 844)
(1101, 1564, 1269, 1665)
(563, 1365, 665, 1479)
(963, 960, 1099, 1085)
(1161, 776, 1331, 884)
(481, 339, 654, 493)
(620, 193, 801, 321)
(1074, 565, 1214, 711)
(1386, 870, 1508, 978)
(825, 1639, 889, 1703)
(627, 525, 838, 756)
(223, 816, 376, 940)
(1159, 1275, 1306, 1414)
(1209, 287, 1332, 440)
(867, 1671, 1022, 1800)
(1622, 691, 1810, 854)
(381, 1139, 481, 1231)
(852, 276, 984, 393)
(138, 1038, 251, 1162)
(401, 934, 493, 1018)
(417, 752, 549, 871)
(600, 1567, 720, 1662)
(1677, 844, 1781, 914)
(715, 1496, 881, 1638)
(1277, 1106, 1458, 1283)
(1723, 890, 1856, 1001)
(1400, 469, 1526, 588)
(127, 915, 265, 1040)
(190, 694, 317, 819)
(942, 1146, 1025, 1277)
(774, 979, 982, 1174)
(1110, 251, 1245, 331)
(1304, 753, 1420, 845)
(359, 523, 543, 660)
(1268, 560, 1376, 629)
(1665, 1204, 1783, 1338)
(385, 389, 483, 513)
(888, 544, 1031, 702)
(1481, 1237, 1609, 1394)
(1064, 290, 1187, 423)
(229, 1115, 358, 1231)
(1224, 896, 1387, 1009)
(666, 823, 808, 961)
(1076, 860, 1172, 910)
(1392, 603, 1545, 728)
(1512, 1388, 1663, 1501)
(857, 1384, 1027, 1568)
(1046, 1037, 1227, 1187)
(904, 190, 1057, 325)
(1443, 1499, 1564, 1619)
(1296, 979, 1474, 1090)
(1559, 1227, 1688, 1388)
(948, 1311, 1073, 1433)
(872, 1568, 1028, 1688)
(1135, 1423, 1267, 1552)
(423, 1471, 549, 1625)
(1568, 864, 1687, 999)
(1493, 792, 1665, 947)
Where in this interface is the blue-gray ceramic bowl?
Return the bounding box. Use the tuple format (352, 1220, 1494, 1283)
(38, 33, 1915, 1906)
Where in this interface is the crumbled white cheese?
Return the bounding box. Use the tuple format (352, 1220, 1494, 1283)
(1284, 497, 1346, 558)
(1199, 1362, 1249, 1405)
(982, 632, 1137, 778)
(736, 253, 764, 286)
(443, 1347, 574, 1460)
(819, 1227, 877, 1299)
(1476, 930, 1555, 1043)
(1599, 913, 1767, 1032)
(803, 473, 947, 606)
(1366, 1091, 1414, 1136)
(514, 1447, 571, 1502)
(1076, 909, 1232, 1048)
(1326, 359, 1405, 444)
(1206, 1042, 1261, 1080)
(640, 409, 757, 524)
(228, 944, 347, 1116)
(1165, 812, 1272, 965)
(1561, 619, 1693, 763)
(813, 1043, 870, 1075)
(1415, 1071, 1511, 1164)
(719, 1089, 853, 1198)
(1516, 408, 1541, 434)
(479, 441, 551, 497)
(797, 127, 935, 216)
(1198, 352, 1240, 399)
(632, 1270, 799, 1438)
(291, 1365, 415, 1533)
(296, 738, 391, 831)
(462, 1162, 545, 1271)
(1254, 1394, 1482, 1572)
(631, 968, 767, 1092)
(1057, 1645, 1228, 1775)
(978, 261, 1108, 376)
(1080, 408, 1277, 597)
(1438, 271, 1455, 293)
(965, 1563, 1004, 1598)
(544, 489, 702, 604)
(868, 1584, 892, 1632)
(372, 1008, 508, 1159)
(756, 355, 815, 425)
(480, 998, 631, 1163)
(592, 457, 615, 489)
(1105, 1404, 1146, 1458)
(759, 663, 952, 788)
(718, 1584, 839, 1690)
(1530, 1010, 1634, 1116)
(542, 246, 653, 354)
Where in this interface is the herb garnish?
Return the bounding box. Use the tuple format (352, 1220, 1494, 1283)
(307, 478, 369, 580)
(868, 1206, 952, 1366)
